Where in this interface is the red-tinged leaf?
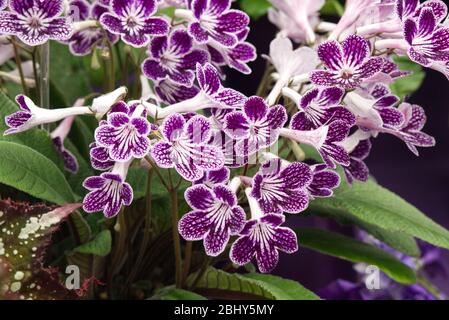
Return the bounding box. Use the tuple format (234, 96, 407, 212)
(0, 199, 82, 300)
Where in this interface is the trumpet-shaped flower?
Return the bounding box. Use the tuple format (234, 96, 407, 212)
(310, 35, 384, 90)
(151, 113, 225, 181)
(100, 0, 169, 47)
(178, 184, 246, 256)
(0, 0, 73, 45)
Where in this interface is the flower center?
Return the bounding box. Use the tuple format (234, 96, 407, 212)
(27, 15, 42, 29)
(340, 69, 353, 80)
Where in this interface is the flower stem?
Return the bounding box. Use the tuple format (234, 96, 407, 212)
(169, 186, 183, 288)
(39, 42, 50, 131)
(181, 241, 193, 288)
(11, 38, 29, 97)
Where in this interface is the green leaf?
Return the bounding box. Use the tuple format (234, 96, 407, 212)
(0, 141, 75, 204)
(240, 0, 271, 20)
(241, 273, 320, 300)
(390, 55, 426, 100)
(187, 267, 319, 300)
(308, 178, 449, 250)
(321, 0, 344, 17)
(74, 230, 112, 257)
(50, 42, 90, 105)
(154, 287, 207, 300)
(0, 92, 64, 169)
(308, 205, 420, 257)
(296, 227, 417, 284)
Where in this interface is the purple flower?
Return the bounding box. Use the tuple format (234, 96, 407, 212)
(403, 8, 449, 67)
(396, 0, 448, 22)
(142, 29, 209, 86)
(195, 63, 247, 108)
(307, 164, 340, 198)
(178, 184, 246, 256)
(390, 103, 436, 156)
(206, 28, 257, 75)
(0, 0, 73, 46)
(209, 129, 249, 168)
(0, 0, 6, 10)
(288, 87, 355, 131)
(194, 166, 230, 186)
(283, 120, 351, 168)
(100, 0, 169, 47)
(154, 78, 200, 104)
(151, 113, 225, 181)
(95, 102, 151, 162)
(223, 96, 287, 156)
(230, 213, 298, 273)
(83, 172, 133, 217)
(67, 0, 119, 56)
(4, 95, 92, 135)
(90, 143, 115, 171)
(310, 35, 384, 90)
(251, 158, 312, 214)
(50, 116, 79, 174)
(185, 0, 249, 48)
(343, 139, 372, 184)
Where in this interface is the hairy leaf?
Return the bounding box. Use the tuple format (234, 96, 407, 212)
(0, 141, 75, 205)
(74, 230, 112, 257)
(308, 178, 449, 250)
(390, 55, 426, 100)
(295, 228, 417, 284)
(154, 286, 207, 300)
(240, 0, 271, 20)
(187, 267, 319, 300)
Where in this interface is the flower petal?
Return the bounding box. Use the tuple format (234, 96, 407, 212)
(151, 141, 174, 168)
(185, 184, 215, 210)
(178, 210, 210, 240)
(317, 41, 343, 71)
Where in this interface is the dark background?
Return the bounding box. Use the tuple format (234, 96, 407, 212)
(226, 17, 449, 294)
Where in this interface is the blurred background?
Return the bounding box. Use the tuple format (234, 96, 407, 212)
(227, 16, 449, 295)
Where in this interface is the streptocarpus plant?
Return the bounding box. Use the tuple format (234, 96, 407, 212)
(1, 0, 449, 300)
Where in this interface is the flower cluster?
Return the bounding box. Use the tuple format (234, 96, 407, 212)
(1, 0, 444, 275)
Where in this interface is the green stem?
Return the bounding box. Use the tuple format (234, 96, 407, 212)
(39, 42, 50, 131)
(170, 187, 182, 288)
(11, 38, 29, 96)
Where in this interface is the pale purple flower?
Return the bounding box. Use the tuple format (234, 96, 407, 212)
(184, 0, 250, 48)
(206, 28, 257, 75)
(403, 7, 449, 67)
(95, 102, 151, 162)
(343, 139, 372, 184)
(100, 0, 169, 47)
(209, 128, 249, 168)
(266, 37, 319, 105)
(268, 0, 325, 44)
(178, 184, 246, 256)
(0, 0, 6, 11)
(83, 172, 133, 217)
(194, 166, 230, 186)
(223, 96, 287, 156)
(310, 35, 384, 90)
(4, 95, 93, 135)
(307, 164, 341, 198)
(0, 0, 73, 45)
(251, 158, 312, 214)
(230, 212, 298, 273)
(67, 0, 119, 56)
(287, 87, 355, 131)
(151, 113, 225, 181)
(282, 121, 351, 168)
(329, 0, 374, 40)
(142, 29, 209, 86)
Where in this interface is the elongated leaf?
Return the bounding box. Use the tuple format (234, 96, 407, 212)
(308, 178, 449, 250)
(187, 267, 319, 300)
(154, 287, 207, 300)
(0, 141, 75, 204)
(390, 55, 425, 99)
(240, 0, 271, 20)
(308, 205, 420, 257)
(296, 227, 416, 284)
(74, 230, 111, 257)
(0, 92, 64, 168)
